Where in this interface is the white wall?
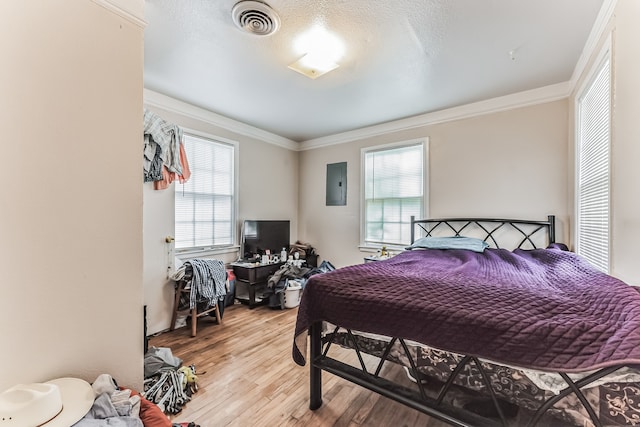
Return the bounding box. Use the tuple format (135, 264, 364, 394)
(0, 0, 144, 391)
(610, 0, 640, 285)
(142, 100, 299, 334)
(569, 0, 640, 285)
(299, 100, 569, 267)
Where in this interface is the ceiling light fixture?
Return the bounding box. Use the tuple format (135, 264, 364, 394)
(288, 53, 339, 79)
(289, 25, 345, 79)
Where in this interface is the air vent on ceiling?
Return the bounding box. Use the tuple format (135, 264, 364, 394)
(232, 1, 280, 36)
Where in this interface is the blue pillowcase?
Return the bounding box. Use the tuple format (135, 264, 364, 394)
(406, 236, 489, 253)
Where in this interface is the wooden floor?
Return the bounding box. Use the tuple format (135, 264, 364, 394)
(148, 302, 448, 427)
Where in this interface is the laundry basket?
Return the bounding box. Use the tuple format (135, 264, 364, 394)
(282, 280, 303, 308)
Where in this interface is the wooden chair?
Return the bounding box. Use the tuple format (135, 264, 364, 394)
(170, 279, 222, 337)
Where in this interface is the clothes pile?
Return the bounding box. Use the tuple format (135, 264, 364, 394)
(143, 347, 199, 416)
(143, 108, 191, 190)
(72, 374, 146, 426)
(266, 260, 335, 309)
(1, 372, 199, 427)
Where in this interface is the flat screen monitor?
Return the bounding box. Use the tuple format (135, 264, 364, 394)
(242, 220, 290, 259)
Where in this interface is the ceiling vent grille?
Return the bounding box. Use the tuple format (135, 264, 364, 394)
(232, 1, 280, 36)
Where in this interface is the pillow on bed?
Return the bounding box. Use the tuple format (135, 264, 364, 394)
(406, 236, 489, 253)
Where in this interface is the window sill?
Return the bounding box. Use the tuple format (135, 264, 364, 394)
(359, 244, 407, 253)
(175, 245, 240, 259)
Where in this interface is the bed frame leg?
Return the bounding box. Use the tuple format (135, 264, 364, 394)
(309, 322, 323, 410)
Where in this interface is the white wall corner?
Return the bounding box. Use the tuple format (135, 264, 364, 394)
(143, 89, 299, 151)
(568, 0, 618, 94)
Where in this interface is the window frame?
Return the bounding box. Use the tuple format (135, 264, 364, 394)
(574, 40, 611, 273)
(174, 129, 239, 256)
(359, 137, 429, 251)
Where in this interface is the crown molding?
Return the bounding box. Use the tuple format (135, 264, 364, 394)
(143, 89, 299, 151)
(299, 82, 572, 151)
(299, 0, 618, 152)
(90, 0, 146, 28)
(568, 0, 617, 93)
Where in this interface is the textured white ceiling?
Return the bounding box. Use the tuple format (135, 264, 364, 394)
(144, 0, 604, 142)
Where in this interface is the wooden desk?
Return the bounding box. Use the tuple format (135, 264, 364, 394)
(231, 262, 283, 309)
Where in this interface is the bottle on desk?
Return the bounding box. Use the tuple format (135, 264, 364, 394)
(281, 247, 288, 262)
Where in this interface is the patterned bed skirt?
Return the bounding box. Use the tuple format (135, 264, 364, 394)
(326, 324, 640, 426)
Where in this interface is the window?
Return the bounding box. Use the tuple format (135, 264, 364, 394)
(175, 133, 235, 250)
(576, 53, 611, 273)
(362, 139, 426, 246)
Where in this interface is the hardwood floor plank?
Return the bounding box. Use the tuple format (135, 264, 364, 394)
(350, 390, 382, 425)
(148, 303, 442, 426)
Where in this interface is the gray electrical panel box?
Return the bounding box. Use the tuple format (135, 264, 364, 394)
(326, 162, 347, 206)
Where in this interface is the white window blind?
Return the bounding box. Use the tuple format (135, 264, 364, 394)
(576, 56, 611, 273)
(363, 142, 424, 245)
(175, 134, 235, 249)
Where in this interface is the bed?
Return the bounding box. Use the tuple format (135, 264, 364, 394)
(292, 216, 640, 426)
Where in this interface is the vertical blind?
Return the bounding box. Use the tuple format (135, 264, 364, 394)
(175, 134, 235, 249)
(364, 143, 423, 245)
(577, 56, 611, 273)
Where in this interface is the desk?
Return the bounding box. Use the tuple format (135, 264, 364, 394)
(231, 262, 283, 309)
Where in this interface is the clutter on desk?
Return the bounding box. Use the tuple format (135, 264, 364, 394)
(289, 241, 315, 261)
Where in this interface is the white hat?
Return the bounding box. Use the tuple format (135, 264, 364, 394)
(0, 377, 94, 427)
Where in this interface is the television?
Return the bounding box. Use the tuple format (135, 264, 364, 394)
(241, 220, 290, 260)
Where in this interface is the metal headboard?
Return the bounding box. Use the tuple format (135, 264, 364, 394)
(410, 215, 556, 250)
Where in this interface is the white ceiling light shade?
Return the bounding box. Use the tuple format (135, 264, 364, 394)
(232, 1, 280, 36)
(289, 25, 345, 79)
(288, 53, 339, 79)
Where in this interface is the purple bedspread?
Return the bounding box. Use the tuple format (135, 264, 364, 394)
(293, 246, 640, 372)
